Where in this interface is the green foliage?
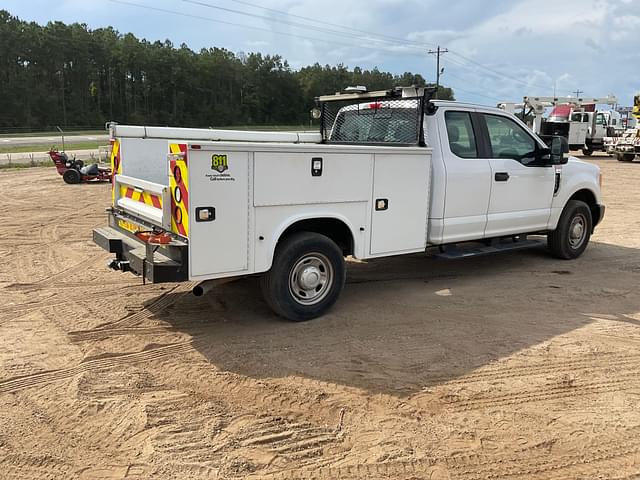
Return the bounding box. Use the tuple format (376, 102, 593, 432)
(0, 10, 455, 130)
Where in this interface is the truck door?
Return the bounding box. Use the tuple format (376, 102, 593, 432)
(440, 110, 492, 243)
(480, 113, 555, 237)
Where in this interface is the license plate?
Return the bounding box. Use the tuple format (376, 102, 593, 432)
(118, 219, 143, 234)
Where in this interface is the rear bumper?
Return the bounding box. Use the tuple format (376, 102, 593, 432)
(93, 221, 188, 283)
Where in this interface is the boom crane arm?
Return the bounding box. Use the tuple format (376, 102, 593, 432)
(523, 95, 618, 134)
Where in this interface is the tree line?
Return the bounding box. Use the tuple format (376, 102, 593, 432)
(0, 10, 454, 132)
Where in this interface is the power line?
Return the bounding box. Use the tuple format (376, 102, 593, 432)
(224, 0, 439, 50)
(110, 0, 551, 100)
(108, 0, 422, 54)
(447, 50, 551, 92)
(181, 0, 421, 49)
(182, 0, 553, 93)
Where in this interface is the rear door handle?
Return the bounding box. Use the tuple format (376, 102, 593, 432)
(495, 172, 510, 182)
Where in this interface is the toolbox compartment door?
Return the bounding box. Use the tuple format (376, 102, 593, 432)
(187, 150, 250, 277)
(370, 152, 431, 256)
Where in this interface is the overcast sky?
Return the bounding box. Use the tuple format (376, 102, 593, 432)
(4, 0, 639, 106)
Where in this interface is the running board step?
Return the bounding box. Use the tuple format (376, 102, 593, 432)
(432, 239, 546, 260)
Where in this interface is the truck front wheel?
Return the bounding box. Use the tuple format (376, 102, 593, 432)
(260, 232, 346, 321)
(547, 200, 593, 260)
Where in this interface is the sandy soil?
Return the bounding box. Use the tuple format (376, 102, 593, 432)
(1, 156, 640, 479)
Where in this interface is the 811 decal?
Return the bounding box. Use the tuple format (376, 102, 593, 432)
(211, 154, 229, 173)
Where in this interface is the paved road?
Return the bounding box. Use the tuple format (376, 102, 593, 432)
(0, 134, 109, 147)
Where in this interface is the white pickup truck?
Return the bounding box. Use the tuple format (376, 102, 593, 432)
(94, 87, 605, 321)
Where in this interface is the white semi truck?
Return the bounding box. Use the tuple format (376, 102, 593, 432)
(94, 87, 605, 321)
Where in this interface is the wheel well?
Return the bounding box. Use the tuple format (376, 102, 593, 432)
(569, 189, 600, 225)
(278, 218, 354, 256)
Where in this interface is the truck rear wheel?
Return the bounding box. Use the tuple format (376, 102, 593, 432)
(260, 232, 346, 321)
(547, 200, 592, 260)
(581, 147, 594, 156)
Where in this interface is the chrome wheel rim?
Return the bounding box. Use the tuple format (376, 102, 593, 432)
(568, 213, 587, 249)
(288, 253, 333, 306)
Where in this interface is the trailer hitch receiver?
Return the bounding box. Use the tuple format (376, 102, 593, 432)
(108, 259, 131, 272)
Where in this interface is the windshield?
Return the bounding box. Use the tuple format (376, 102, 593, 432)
(329, 107, 420, 144)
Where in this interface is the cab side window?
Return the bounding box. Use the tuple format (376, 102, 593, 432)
(483, 114, 536, 164)
(445, 111, 478, 159)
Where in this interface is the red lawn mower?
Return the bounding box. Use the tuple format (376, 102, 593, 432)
(49, 149, 112, 184)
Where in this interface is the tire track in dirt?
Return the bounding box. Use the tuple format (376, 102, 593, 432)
(420, 352, 640, 387)
(216, 415, 343, 466)
(0, 454, 75, 480)
(90, 283, 197, 330)
(444, 373, 640, 412)
(258, 427, 640, 480)
(68, 325, 199, 343)
(0, 341, 197, 394)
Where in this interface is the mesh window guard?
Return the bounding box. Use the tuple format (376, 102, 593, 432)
(318, 89, 430, 146)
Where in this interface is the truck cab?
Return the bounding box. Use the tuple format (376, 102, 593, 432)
(94, 87, 604, 321)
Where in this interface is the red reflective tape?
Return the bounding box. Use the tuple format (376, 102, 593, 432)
(151, 195, 161, 209)
(125, 187, 134, 199)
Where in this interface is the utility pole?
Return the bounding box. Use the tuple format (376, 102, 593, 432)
(428, 46, 448, 99)
(573, 89, 584, 98)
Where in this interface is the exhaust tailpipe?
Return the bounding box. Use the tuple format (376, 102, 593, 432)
(192, 280, 217, 297)
(192, 278, 241, 297)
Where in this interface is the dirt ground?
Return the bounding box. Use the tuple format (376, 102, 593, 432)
(1, 155, 640, 480)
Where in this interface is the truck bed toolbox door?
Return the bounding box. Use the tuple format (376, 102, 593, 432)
(187, 148, 250, 278)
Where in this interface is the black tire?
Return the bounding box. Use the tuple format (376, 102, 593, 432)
(581, 147, 594, 157)
(547, 200, 593, 260)
(260, 232, 346, 322)
(62, 169, 81, 184)
(621, 154, 635, 162)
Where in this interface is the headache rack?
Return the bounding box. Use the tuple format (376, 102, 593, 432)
(317, 86, 436, 147)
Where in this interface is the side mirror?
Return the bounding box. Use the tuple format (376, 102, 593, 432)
(550, 136, 569, 165)
(539, 135, 569, 165)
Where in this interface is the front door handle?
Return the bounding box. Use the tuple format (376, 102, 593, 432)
(495, 172, 510, 182)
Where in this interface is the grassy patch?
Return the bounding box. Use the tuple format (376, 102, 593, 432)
(0, 141, 102, 154)
(0, 161, 54, 170)
(0, 129, 104, 138)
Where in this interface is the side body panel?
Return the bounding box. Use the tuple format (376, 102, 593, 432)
(181, 143, 431, 280)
